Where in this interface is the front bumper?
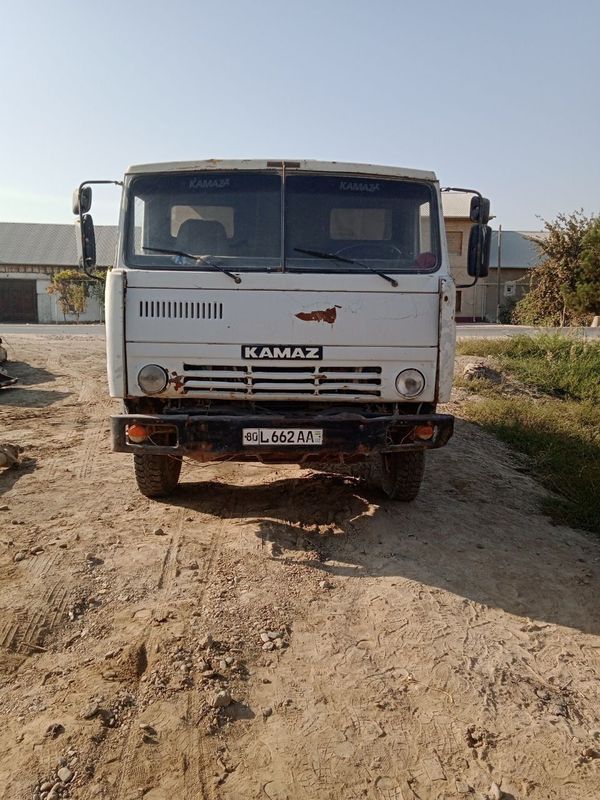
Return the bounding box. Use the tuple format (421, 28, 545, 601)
(111, 411, 454, 463)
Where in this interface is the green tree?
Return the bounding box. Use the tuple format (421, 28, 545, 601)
(513, 211, 594, 326)
(47, 269, 89, 321)
(87, 270, 107, 311)
(566, 217, 600, 317)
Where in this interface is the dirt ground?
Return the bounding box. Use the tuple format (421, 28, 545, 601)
(1, 335, 599, 800)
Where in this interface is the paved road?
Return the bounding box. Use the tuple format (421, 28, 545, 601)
(1, 323, 106, 337)
(456, 324, 600, 339)
(2, 322, 599, 339)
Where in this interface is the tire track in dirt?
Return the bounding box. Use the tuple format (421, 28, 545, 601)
(0, 338, 118, 678)
(105, 499, 235, 800)
(27, 350, 110, 480)
(75, 420, 108, 480)
(0, 553, 72, 665)
(4, 336, 600, 800)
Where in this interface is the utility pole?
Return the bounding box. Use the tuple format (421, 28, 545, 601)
(495, 225, 503, 323)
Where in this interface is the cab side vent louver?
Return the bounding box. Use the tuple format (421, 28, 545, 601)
(138, 300, 223, 320)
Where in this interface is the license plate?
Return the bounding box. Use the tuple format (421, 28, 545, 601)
(242, 428, 324, 446)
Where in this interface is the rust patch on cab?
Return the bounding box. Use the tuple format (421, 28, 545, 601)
(295, 305, 341, 324)
(169, 372, 185, 392)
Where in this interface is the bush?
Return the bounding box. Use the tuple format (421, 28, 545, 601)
(47, 269, 107, 320)
(566, 217, 600, 317)
(498, 297, 517, 324)
(47, 269, 89, 321)
(512, 211, 596, 326)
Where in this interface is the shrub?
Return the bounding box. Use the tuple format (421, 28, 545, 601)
(47, 269, 89, 321)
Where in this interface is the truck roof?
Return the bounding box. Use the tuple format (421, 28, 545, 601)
(124, 159, 437, 182)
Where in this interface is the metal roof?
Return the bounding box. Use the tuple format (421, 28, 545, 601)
(490, 230, 546, 269)
(0, 221, 545, 272)
(0, 222, 118, 268)
(125, 159, 437, 181)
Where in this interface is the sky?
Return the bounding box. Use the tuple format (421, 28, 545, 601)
(0, 0, 599, 231)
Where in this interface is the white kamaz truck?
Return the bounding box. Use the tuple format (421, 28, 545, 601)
(73, 160, 490, 500)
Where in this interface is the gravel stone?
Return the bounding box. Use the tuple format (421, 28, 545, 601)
(212, 690, 233, 708)
(81, 703, 100, 720)
(488, 783, 503, 800)
(153, 527, 166, 536)
(581, 747, 600, 759)
(45, 722, 64, 738)
(13, 550, 27, 562)
(57, 766, 73, 783)
(139, 723, 156, 734)
(463, 363, 501, 383)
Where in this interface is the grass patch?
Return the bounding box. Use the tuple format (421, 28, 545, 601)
(457, 336, 600, 533)
(457, 334, 600, 402)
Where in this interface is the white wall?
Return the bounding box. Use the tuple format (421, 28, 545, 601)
(1, 271, 104, 323)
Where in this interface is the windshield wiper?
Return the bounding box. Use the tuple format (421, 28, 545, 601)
(142, 246, 241, 284)
(293, 248, 398, 287)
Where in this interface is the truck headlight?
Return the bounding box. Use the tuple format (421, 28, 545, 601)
(395, 369, 425, 398)
(137, 364, 169, 394)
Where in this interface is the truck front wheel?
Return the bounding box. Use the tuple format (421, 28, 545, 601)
(380, 450, 425, 501)
(133, 453, 182, 498)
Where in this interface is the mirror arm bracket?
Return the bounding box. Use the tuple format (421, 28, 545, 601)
(440, 186, 483, 199)
(456, 277, 479, 289)
(82, 265, 104, 282)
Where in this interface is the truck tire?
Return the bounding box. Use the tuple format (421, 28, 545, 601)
(133, 453, 182, 498)
(379, 450, 425, 501)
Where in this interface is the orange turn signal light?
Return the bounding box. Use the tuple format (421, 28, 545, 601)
(415, 424, 435, 441)
(127, 424, 149, 443)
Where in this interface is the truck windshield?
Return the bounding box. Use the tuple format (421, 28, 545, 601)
(125, 171, 439, 273)
(285, 174, 438, 273)
(126, 172, 282, 270)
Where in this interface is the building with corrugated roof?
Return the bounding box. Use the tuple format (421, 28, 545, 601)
(1, 215, 544, 324)
(442, 194, 545, 321)
(0, 222, 117, 322)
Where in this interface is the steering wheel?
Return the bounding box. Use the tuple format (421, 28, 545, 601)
(334, 243, 403, 260)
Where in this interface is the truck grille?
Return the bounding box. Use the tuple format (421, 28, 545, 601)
(180, 364, 382, 398)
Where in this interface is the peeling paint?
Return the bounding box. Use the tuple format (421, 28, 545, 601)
(169, 371, 185, 392)
(295, 305, 341, 324)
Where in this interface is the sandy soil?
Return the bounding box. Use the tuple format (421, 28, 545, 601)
(0, 334, 599, 800)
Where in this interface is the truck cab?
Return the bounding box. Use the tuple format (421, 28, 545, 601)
(73, 160, 490, 499)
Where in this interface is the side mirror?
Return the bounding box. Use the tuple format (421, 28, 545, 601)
(72, 186, 92, 215)
(470, 195, 491, 224)
(77, 214, 97, 269)
(467, 224, 491, 278)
